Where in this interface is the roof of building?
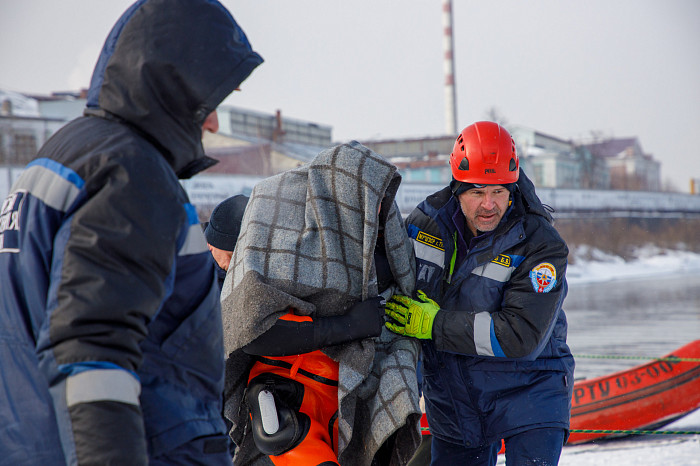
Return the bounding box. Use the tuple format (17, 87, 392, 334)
(583, 137, 640, 158)
(0, 90, 40, 117)
(204, 145, 271, 175)
(393, 156, 449, 170)
(202, 131, 331, 175)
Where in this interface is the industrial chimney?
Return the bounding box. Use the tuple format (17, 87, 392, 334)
(442, 0, 457, 136)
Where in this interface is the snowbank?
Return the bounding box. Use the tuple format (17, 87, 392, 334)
(567, 246, 700, 285)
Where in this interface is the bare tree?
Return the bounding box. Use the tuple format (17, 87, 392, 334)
(588, 130, 606, 143)
(483, 107, 508, 126)
(661, 177, 680, 193)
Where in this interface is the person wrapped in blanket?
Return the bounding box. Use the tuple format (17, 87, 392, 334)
(220, 141, 423, 466)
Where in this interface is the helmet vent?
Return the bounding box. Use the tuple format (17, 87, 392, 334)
(458, 157, 470, 171)
(509, 158, 517, 171)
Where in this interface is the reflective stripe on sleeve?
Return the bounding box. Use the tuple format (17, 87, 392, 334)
(412, 239, 444, 266)
(471, 261, 514, 283)
(473, 312, 494, 356)
(66, 369, 141, 407)
(12, 160, 83, 212)
(178, 203, 208, 256)
(179, 223, 208, 256)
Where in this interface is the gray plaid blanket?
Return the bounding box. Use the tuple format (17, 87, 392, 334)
(221, 141, 421, 465)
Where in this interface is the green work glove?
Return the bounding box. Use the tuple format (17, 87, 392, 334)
(384, 290, 440, 339)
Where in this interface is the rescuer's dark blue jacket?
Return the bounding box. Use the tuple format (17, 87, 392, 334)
(408, 171, 575, 447)
(0, 1, 262, 463)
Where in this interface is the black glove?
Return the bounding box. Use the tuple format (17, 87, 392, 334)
(325, 296, 385, 342)
(242, 297, 385, 356)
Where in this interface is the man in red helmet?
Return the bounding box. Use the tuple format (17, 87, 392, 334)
(386, 121, 574, 465)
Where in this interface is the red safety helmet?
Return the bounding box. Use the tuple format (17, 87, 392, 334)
(449, 121, 519, 185)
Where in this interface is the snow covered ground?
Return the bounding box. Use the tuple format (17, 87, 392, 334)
(566, 246, 700, 285)
(538, 248, 700, 465)
(552, 410, 700, 465)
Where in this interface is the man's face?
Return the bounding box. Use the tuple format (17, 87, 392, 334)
(457, 185, 510, 235)
(208, 244, 233, 271)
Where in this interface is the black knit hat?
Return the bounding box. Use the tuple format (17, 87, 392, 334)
(205, 195, 249, 251)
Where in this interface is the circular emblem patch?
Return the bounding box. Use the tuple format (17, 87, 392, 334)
(529, 262, 557, 293)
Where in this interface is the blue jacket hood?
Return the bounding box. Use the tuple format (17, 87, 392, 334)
(85, 0, 263, 178)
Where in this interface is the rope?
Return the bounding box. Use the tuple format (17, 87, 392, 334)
(571, 428, 700, 436)
(573, 354, 700, 362)
(420, 426, 700, 436)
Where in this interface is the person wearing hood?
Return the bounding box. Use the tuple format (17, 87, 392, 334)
(385, 122, 575, 465)
(0, 1, 262, 464)
(221, 142, 422, 466)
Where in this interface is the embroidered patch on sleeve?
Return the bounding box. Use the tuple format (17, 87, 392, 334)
(415, 231, 444, 251)
(529, 262, 557, 293)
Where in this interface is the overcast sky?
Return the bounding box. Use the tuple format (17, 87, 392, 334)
(1, 0, 699, 190)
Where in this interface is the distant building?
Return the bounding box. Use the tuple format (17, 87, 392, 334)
(205, 106, 334, 176)
(32, 90, 87, 122)
(510, 126, 592, 189)
(583, 137, 661, 191)
(391, 154, 451, 184)
(362, 135, 454, 159)
(0, 90, 68, 166)
(218, 106, 332, 147)
(364, 129, 611, 190)
(361, 135, 455, 184)
(202, 132, 272, 175)
(0, 89, 334, 178)
(0, 88, 666, 192)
